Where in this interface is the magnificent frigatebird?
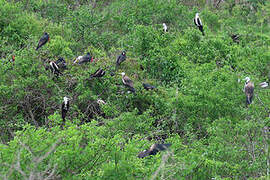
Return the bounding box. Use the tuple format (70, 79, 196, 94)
(163, 23, 168, 32)
(61, 96, 70, 122)
(194, 13, 204, 36)
(231, 34, 240, 43)
(120, 72, 135, 93)
(90, 68, 105, 79)
(116, 51, 126, 67)
(73, 52, 93, 64)
(55, 57, 67, 69)
(49, 61, 61, 76)
(244, 77, 254, 105)
(259, 82, 268, 88)
(138, 143, 172, 158)
(36, 32, 50, 50)
(142, 83, 156, 90)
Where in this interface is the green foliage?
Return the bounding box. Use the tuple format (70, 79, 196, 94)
(0, 0, 270, 179)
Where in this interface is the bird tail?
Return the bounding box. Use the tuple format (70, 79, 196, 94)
(36, 46, 39, 51)
(130, 87, 136, 93)
(246, 96, 253, 105)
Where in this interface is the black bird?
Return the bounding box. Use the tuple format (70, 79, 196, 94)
(231, 34, 240, 43)
(138, 143, 172, 158)
(120, 72, 135, 93)
(116, 51, 126, 67)
(244, 77, 254, 105)
(36, 32, 50, 50)
(61, 97, 70, 122)
(90, 68, 105, 79)
(194, 13, 204, 36)
(55, 57, 67, 69)
(49, 61, 61, 76)
(73, 52, 93, 64)
(143, 83, 156, 90)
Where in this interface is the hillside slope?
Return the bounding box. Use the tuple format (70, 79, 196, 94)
(0, 0, 270, 179)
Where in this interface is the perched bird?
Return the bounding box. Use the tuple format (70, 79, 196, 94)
(120, 72, 135, 93)
(143, 83, 156, 90)
(194, 13, 204, 36)
(231, 34, 240, 43)
(259, 82, 268, 88)
(90, 68, 105, 79)
(138, 143, 172, 158)
(73, 52, 93, 64)
(116, 51, 126, 67)
(244, 77, 254, 105)
(97, 99, 106, 105)
(49, 61, 61, 76)
(163, 23, 168, 32)
(61, 97, 70, 122)
(36, 32, 50, 50)
(55, 57, 67, 69)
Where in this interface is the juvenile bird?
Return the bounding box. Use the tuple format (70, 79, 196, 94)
(61, 96, 70, 122)
(73, 52, 93, 64)
(120, 72, 135, 93)
(194, 13, 204, 36)
(244, 77, 254, 105)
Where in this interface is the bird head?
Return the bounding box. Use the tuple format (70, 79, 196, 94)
(196, 13, 199, 17)
(87, 52, 90, 56)
(58, 57, 64, 61)
(243, 77, 250, 83)
(63, 96, 69, 102)
(44, 32, 48, 35)
(119, 72, 125, 76)
(163, 23, 166, 26)
(122, 51, 126, 55)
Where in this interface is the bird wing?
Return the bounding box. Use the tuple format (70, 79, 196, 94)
(38, 35, 49, 47)
(197, 17, 203, 26)
(123, 76, 133, 87)
(245, 83, 254, 96)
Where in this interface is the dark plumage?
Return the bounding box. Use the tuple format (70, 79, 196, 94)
(61, 97, 70, 122)
(231, 34, 240, 43)
(116, 51, 126, 67)
(120, 72, 135, 93)
(138, 144, 172, 158)
(90, 68, 105, 79)
(49, 61, 61, 76)
(73, 52, 93, 64)
(244, 77, 254, 105)
(55, 57, 67, 69)
(36, 32, 50, 50)
(143, 83, 156, 90)
(194, 13, 204, 36)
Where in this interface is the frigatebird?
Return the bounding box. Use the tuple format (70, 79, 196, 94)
(138, 143, 172, 158)
(36, 32, 50, 50)
(73, 52, 93, 64)
(116, 51, 126, 67)
(194, 13, 204, 36)
(61, 96, 70, 122)
(244, 77, 254, 105)
(120, 72, 135, 93)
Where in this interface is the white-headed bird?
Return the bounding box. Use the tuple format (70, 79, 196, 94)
(61, 96, 70, 122)
(194, 13, 204, 36)
(120, 72, 135, 93)
(244, 77, 254, 105)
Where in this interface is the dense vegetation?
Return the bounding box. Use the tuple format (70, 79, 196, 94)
(0, 0, 270, 179)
